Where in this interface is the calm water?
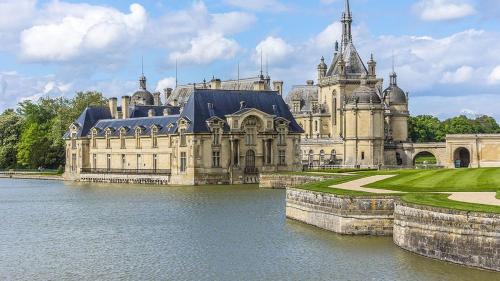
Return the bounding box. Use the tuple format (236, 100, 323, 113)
(0, 179, 498, 281)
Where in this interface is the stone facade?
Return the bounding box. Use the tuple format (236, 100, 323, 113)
(394, 202, 500, 271)
(64, 78, 303, 185)
(259, 174, 334, 189)
(286, 188, 396, 235)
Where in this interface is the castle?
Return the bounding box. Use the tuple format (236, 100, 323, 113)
(64, 0, 500, 185)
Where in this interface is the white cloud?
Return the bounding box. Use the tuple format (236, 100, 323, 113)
(441, 66, 474, 84)
(20, 3, 147, 62)
(225, 0, 289, 12)
(414, 0, 476, 21)
(156, 77, 176, 92)
(211, 12, 257, 35)
(169, 33, 240, 65)
(254, 36, 294, 66)
(488, 66, 500, 84)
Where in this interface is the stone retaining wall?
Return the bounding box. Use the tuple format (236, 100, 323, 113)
(286, 188, 396, 235)
(393, 202, 500, 271)
(260, 174, 333, 189)
(80, 174, 170, 185)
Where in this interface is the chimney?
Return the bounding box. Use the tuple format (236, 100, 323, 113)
(253, 80, 266, 91)
(163, 108, 170, 116)
(153, 92, 161, 106)
(148, 109, 155, 117)
(122, 96, 130, 119)
(272, 81, 284, 95)
(306, 80, 314, 86)
(164, 88, 173, 102)
(210, 78, 222, 89)
(108, 97, 118, 119)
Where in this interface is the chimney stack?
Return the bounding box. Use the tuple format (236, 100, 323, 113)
(253, 80, 266, 91)
(272, 81, 284, 95)
(306, 80, 314, 86)
(148, 109, 155, 117)
(108, 97, 118, 119)
(153, 92, 161, 106)
(122, 96, 130, 119)
(164, 88, 173, 102)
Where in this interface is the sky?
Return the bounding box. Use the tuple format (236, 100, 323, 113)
(1, 0, 500, 120)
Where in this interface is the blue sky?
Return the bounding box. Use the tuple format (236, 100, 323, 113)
(1, 0, 500, 120)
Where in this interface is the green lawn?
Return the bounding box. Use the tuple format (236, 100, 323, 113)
(366, 168, 500, 192)
(292, 168, 500, 213)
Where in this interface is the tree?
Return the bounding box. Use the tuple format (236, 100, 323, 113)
(0, 109, 24, 168)
(442, 115, 475, 135)
(408, 115, 445, 143)
(473, 115, 500, 134)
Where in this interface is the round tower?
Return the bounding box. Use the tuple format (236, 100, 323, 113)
(383, 71, 409, 142)
(343, 76, 385, 167)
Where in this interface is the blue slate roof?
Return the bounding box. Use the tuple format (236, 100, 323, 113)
(66, 89, 303, 139)
(179, 89, 303, 133)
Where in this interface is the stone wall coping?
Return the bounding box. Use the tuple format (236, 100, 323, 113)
(396, 201, 500, 219)
(287, 187, 400, 200)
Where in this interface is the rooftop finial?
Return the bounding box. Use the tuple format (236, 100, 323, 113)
(175, 59, 178, 88)
(390, 51, 398, 86)
(141, 55, 144, 76)
(260, 48, 264, 79)
(139, 56, 147, 90)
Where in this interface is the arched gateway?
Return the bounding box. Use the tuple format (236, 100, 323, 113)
(453, 147, 471, 168)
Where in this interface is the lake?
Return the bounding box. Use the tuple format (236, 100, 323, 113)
(0, 179, 498, 280)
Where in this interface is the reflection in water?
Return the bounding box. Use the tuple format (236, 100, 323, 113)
(0, 179, 498, 281)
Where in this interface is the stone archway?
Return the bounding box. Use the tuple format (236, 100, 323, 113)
(454, 147, 471, 168)
(413, 151, 437, 165)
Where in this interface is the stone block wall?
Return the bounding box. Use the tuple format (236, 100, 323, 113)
(393, 202, 500, 271)
(286, 188, 396, 235)
(259, 174, 332, 189)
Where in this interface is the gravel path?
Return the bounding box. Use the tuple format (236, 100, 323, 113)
(331, 175, 500, 206)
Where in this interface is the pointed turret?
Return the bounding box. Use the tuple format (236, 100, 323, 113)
(341, 0, 353, 48)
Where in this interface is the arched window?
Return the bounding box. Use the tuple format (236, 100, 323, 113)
(308, 150, 314, 165)
(91, 129, 97, 148)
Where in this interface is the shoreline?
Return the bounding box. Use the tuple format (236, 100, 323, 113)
(0, 174, 64, 181)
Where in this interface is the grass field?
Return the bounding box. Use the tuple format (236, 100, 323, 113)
(294, 168, 500, 213)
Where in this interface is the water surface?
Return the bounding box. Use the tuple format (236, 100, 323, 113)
(0, 179, 498, 280)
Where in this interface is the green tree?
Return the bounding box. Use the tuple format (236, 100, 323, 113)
(0, 109, 24, 168)
(442, 115, 475, 135)
(473, 115, 500, 134)
(408, 115, 445, 142)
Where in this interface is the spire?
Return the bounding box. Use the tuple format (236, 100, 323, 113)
(259, 48, 264, 79)
(390, 52, 397, 86)
(341, 0, 353, 48)
(139, 56, 147, 90)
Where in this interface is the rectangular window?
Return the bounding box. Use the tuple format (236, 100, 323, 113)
(71, 153, 77, 172)
(152, 129, 158, 148)
(266, 140, 272, 164)
(212, 128, 220, 145)
(245, 129, 255, 145)
(120, 133, 126, 149)
(180, 152, 187, 172)
(92, 154, 97, 169)
(106, 154, 111, 171)
(279, 150, 286, 166)
(212, 151, 221, 167)
(121, 154, 126, 169)
(135, 131, 141, 149)
(361, 152, 365, 160)
(71, 133, 77, 149)
(153, 154, 158, 171)
(180, 129, 187, 147)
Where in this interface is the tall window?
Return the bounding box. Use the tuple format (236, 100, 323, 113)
(121, 154, 126, 169)
(71, 153, 76, 172)
(233, 140, 239, 167)
(293, 102, 300, 113)
(92, 154, 97, 169)
(361, 152, 365, 160)
(71, 132, 77, 149)
(152, 127, 158, 148)
(91, 131, 96, 148)
(278, 150, 286, 166)
(308, 150, 314, 165)
(106, 154, 111, 171)
(245, 150, 255, 168)
(135, 128, 141, 149)
(120, 129, 126, 149)
(212, 151, 221, 167)
(105, 130, 111, 149)
(245, 128, 255, 145)
(180, 129, 187, 147)
(153, 154, 158, 171)
(265, 141, 272, 164)
(331, 150, 337, 164)
(278, 128, 286, 145)
(314, 120, 318, 132)
(320, 150, 325, 164)
(212, 128, 221, 145)
(137, 154, 142, 170)
(180, 152, 187, 172)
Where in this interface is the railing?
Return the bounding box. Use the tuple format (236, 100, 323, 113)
(81, 168, 172, 175)
(244, 167, 259, 174)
